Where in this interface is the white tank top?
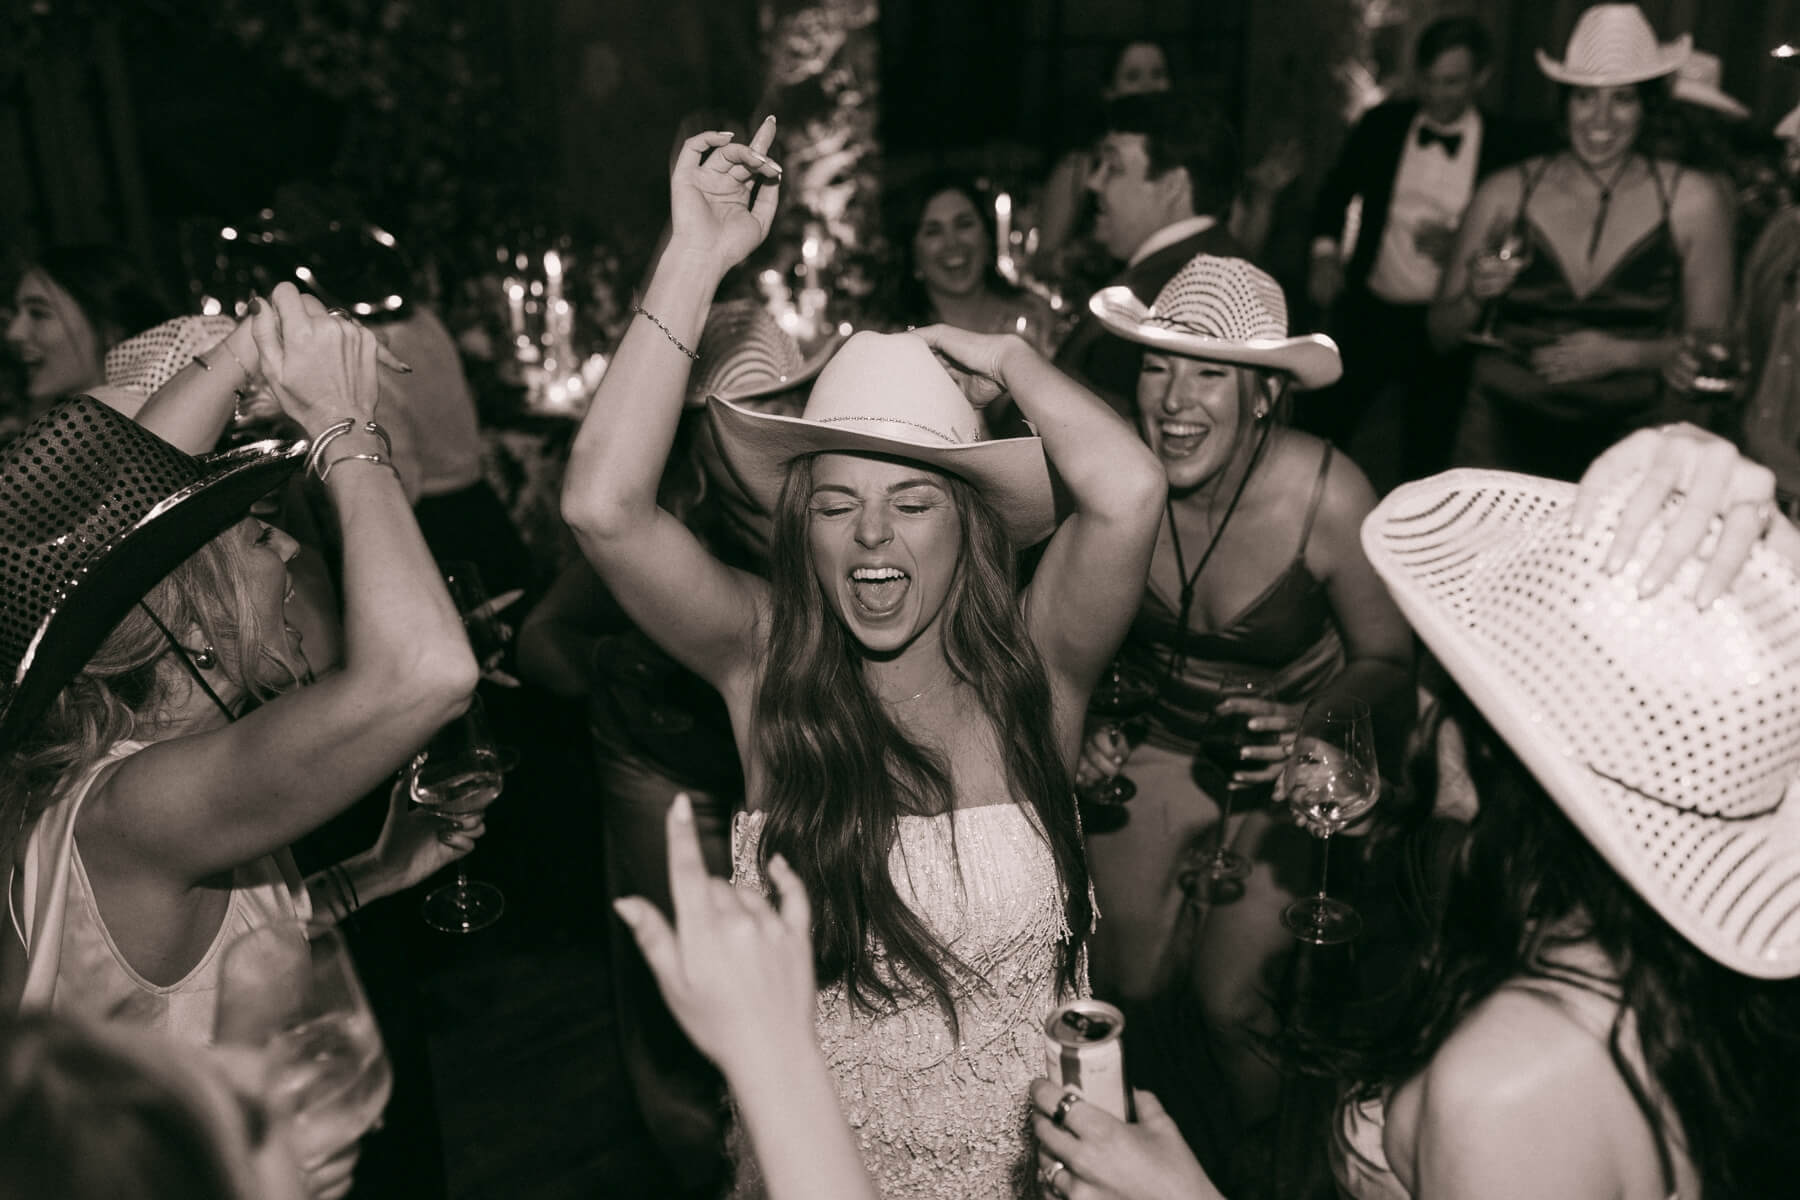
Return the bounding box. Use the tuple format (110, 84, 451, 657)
(7, 740, 309, 1045)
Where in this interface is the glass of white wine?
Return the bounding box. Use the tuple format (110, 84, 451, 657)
(1467, 217, 1534, 349)
(215, 920, 394, 1181)
(410, 694, 506, 933)
(1278, 696, 1379, 945)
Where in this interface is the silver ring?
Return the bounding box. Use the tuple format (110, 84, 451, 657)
(1051, 1089, 1082, 1128)
(1046, 1162, 1072, 1199)
(325, 307, 352, 320)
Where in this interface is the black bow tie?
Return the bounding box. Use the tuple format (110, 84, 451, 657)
(1417, 125, 1463, 156)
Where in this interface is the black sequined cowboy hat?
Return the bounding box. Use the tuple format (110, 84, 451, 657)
(0, 397, 305, 751)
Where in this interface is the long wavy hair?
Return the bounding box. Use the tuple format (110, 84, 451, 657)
(753, 454, 1090, 1031)
(2, 527, 299, 870)
(1330, 686, 1800, 1196)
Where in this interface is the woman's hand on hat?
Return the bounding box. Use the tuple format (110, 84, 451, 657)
(668, 115, 784, 277)
(248, 283, 380, 436)
(1574, 423, 1780, 607)
(910, 324, 1026, 409)
(1028, 1079, 1223, 1200)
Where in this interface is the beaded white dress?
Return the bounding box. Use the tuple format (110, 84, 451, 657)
(730, 804, 1085, 1199)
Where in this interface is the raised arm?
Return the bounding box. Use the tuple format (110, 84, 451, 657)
(561, 119, 784, 697)
(914, 326, 1165, 704)
(84, 285, 478, 885)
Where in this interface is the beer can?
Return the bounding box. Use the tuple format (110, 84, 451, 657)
(1043, 998, 1132, 1122)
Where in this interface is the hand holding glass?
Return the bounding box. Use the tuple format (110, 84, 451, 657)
(1467, 221, 1534, 349)
(1279, 698, 1379, 945)
(215, 920, 392, 1186)
(1080, 663, 1159, 807)
(1188, 675, 1267, 885)
(410, 695, 506, 933)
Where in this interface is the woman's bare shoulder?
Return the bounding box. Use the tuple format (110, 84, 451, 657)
(1422, 985, 1621, 1118)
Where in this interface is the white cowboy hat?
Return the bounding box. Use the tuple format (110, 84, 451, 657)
(684, 300, 837, 408)
(1362, 468, 1800, 979)
(1089, 255, 1342, 391)
(88, 314, 241, 418)
(1536, 4, 1691, 88)
(706, 330, 1057, 547)
(1674, 50, 1749, 119)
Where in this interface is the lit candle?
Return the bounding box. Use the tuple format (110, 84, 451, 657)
(505, 280, 526, 341)
(995, 191, 1013, 252)
(543, 250, 565, 357)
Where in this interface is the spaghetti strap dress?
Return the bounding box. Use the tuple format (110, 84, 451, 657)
(1457, 156, 1695, 481)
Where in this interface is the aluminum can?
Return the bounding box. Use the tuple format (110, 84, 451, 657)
(1043, 998, 1132, 1121)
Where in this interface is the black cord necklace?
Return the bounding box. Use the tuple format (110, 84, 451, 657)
(1567, 151, 1639, 261)
(1161, 419, 1273, 685)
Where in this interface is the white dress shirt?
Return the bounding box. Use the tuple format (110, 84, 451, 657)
(1365, 108, 1483, 305)
(1128, 215, 1219, 268)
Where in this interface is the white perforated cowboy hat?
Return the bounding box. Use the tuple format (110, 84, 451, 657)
(1536, 4, 1690, 87)
(684, 300, 837, 409)
(706, 330, 1057, 546)
(1090, 255, 1342, 391)
(1673, 50, 1749, 120)
(1363, 469, 1800, 979)
(86, 315, 241, 418)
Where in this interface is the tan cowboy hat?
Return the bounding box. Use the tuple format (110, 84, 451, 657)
(1673, 50, 1749, 119)
(88, 314, 241, 418)
(706, 330, 1057, 546)
(1089, 254, 1342, 391)
(1363, 468, 1800, 979)
(1536, 4, 1690, 88)
(684, 300, 837, 408)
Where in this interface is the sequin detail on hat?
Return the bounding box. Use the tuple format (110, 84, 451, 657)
(1146, 256, 1289, 342)
(103, 315, 241, 397)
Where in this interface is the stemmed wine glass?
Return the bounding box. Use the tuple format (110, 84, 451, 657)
(1278, 697, 1380, 945)
(1185, 674, 1266, 887)
(215, 920, 394, 1178)
(1466, 219, 1534, 349)
(410, 695, 506, 933)
(1079, 661, 1159, 808)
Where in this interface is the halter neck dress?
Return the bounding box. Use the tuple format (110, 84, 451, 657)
(1459, 156, 1694, 481)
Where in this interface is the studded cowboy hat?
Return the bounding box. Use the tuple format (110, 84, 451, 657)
(706, 330, 1058, 546)
(1089, 254, 1342, 391)
(1363, 468, 1800, 979)
(1536, 4, 1690, 88)
(0, 397, 305, 751)
(683, 300, 838, 409)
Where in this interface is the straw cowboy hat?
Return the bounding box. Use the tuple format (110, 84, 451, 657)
(1673, 50, 1749, 119)
(1536, 4, 1691, 88)
(684, 300, 837, 408)
(86, 314, 241, 418)
(1089, 255, 1342, 391)
(0, 397, 305, 751)
(706, 330, 1057, 546)
(1363, 468, 1800, 979)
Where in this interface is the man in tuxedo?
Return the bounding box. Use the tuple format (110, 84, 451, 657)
(1305, 16, 1537, 490)
(1051, 91, 1243, 425)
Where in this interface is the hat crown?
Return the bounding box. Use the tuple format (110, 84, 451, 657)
(1147, 255, 1289, 344)
(688, 301, 811, 406)
(0, 398, 205, 684)
(103, 315, 240, 398)
(1542, 3, 1689, 84)
(800, 332, 981, 447)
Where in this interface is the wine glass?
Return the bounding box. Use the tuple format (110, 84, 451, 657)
(1466, 220, 1534, 349)
(1185, 674, 1266, 887)
(215, 920, 394, 1177)
(1678, 327, 1745, 399)
(1278, 697, 1379, 945)
(1080, 661, 1159, 808)
(410, 695, 506, 933)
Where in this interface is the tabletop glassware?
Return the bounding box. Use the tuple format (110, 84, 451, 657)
(1079, 661, 1159, 808)
(215, 919, 394, 1177)
(409, 695, 506, 933)
(1466, 220, 1534, 349)
(1278, 697, 1379, 945)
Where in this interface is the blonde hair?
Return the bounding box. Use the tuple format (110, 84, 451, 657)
(2, 523, 302, 864)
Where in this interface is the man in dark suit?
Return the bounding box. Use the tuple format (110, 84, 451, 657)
(1052, 91, 1243, 425)
(1304, 16, 1537, 490)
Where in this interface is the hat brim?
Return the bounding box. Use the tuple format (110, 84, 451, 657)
(705, 396, 1059, 547)
(1363, 470, 1800, 979)
(1535, 34, 1692, 86)
(0, 438, 307, 752)
(1089, 287, 1343, 391)
(705, 334, 842, 407)
(1674, 77, 1750, 119)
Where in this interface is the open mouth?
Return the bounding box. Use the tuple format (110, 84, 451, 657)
(1157, 420, 1211, 459)
(849, 565, 910, 615)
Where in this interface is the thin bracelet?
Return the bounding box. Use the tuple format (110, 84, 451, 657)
(192, 350, 253, 423)
(632, 303, 699, 360)
(318, 452, 399, 485)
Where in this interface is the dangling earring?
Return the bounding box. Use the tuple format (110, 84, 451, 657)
(1254, 403, 1270, 421)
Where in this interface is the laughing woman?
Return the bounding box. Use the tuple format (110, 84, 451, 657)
(562, 118, 1165, 1198)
